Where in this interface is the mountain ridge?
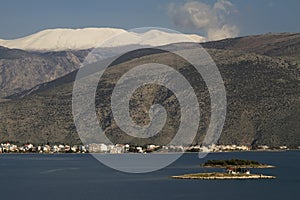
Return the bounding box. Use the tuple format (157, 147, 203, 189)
(0, 27, 206, 51)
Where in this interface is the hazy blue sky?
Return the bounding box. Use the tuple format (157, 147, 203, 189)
(0, 0, 299, 39)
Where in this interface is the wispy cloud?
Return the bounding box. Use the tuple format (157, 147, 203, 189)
(168, 0, 239, 41)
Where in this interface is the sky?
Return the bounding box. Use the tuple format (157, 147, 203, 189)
(0, 0, 299, 40)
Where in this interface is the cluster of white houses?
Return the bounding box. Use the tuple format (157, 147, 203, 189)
(0, 142, 88, 153)
(0, 142, 296, 154)
(187, 144, 250, 152)
(0, 142, 160, 154)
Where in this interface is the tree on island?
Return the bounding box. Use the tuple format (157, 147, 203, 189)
(204, 159, 261, 166)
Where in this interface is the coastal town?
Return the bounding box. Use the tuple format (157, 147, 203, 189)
(0, 142, 296, 154)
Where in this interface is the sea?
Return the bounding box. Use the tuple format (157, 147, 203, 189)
(0, 151, 299, 200)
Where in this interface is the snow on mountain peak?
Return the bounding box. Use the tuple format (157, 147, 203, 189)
(0, 28, 206, 51)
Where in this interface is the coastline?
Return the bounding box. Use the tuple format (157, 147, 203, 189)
(0, 149, 299, 155)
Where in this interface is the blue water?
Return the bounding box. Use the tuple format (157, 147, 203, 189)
(0, 151, 299, 200)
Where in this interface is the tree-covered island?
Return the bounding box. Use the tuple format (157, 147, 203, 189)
(171, 159, 276, 180)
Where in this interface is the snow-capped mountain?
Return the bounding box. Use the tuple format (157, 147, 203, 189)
(0, 28, 206, 51)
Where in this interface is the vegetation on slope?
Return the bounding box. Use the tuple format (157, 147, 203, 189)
(0, 33, 299, 147)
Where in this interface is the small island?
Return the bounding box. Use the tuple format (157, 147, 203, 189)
(171, 159, 276, 180)
(201, 159, 275, 168)
(171, 172, 276, 180)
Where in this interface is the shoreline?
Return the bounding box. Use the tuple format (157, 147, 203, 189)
(0, 149, 299, 155)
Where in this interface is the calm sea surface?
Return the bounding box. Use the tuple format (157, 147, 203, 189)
(0, 151, 299, 200)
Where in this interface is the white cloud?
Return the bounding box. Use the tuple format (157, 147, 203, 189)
(207, 24, 239, 41)
(168, 0, 239, 41)
(213, 0, 235, 14)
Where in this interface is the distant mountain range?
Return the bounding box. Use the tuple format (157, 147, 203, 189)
(0, 28, 206, 51)
(0, 32, 299, 148)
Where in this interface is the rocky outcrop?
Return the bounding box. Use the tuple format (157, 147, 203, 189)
(0, 47, 88, 98)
